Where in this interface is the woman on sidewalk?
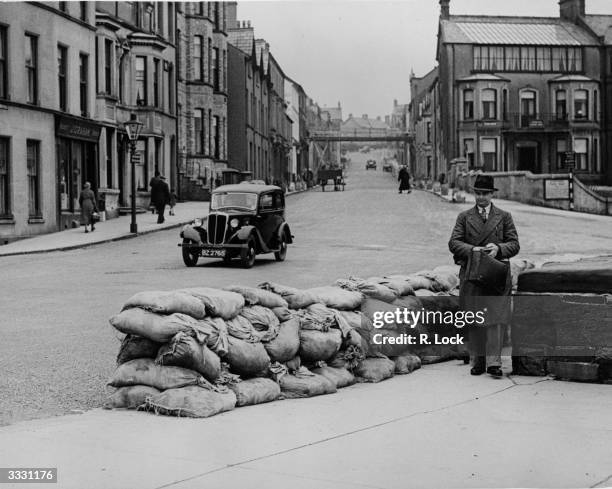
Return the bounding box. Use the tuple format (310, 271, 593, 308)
(79, 182, 98, 233)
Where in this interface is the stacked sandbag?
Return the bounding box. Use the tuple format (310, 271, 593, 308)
(335, 277, 398, 303)
(392, 354, 422, 374)
(144, 385, 237, 418)
(311, 364, 356, 388)
(264, 318, 300, 363)
(228, 378, 281, 407)
(354, 356, 396, 383)
(275, 365, 337, 399)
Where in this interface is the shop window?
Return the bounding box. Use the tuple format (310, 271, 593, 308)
(574, 138, 588, 170)
(27, 140, 41, 218)
(574, 89, 588, 120)
(482, 89, 497, 120)
(0, 137, 10, 216)
(58, 45, 67, 111)
(555, 90, 567, 120)
(0, 26, 7, 100)
(481, 138, 497, 171)
(463, 89, 474, 120)
(556, 139, 567, 170)
(25, 34, 38, 104)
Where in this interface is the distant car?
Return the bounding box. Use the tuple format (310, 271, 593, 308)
(366, 160, 377, 170)
(179, 184, 293, 268)
(382, 161, 393, 172)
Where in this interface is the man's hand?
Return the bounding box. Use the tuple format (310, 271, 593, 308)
(483, 243, 499, 257)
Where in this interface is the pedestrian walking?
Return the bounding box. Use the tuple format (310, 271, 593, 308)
(149, 171, 161, 214)
(398, 166, 411, 194)
(169, 188, 177, 216)
(151, 175, 171, 224)
(78, 181, 98, 233)
(448, 175, 520, 378)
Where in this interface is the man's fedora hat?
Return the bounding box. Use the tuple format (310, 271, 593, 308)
(472, 174, 497, 192)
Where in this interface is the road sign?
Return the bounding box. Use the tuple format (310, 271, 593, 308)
(544, 179, 570, 200)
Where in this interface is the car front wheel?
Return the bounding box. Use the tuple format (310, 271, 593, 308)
(182, 239, 199, 267)
(274, 234, 287, 262)
(240, 238, 256, 269)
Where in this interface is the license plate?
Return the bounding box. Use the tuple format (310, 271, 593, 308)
(201, 249, 226, 258)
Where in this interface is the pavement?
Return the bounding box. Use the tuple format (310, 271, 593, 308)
(2, 359, 612, 489)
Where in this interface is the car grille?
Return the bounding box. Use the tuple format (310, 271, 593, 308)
(207, 213, 227, 245)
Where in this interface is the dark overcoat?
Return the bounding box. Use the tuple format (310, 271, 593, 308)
(448, 204, 520, 324)
(79, 188, 97, 224)
(151, 178, 170, 207)
(398, 168, 411, 191)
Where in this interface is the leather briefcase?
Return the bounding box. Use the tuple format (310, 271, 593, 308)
(466, 249, 509, 293)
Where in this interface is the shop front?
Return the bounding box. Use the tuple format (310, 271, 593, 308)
(55, 115, 101, 230)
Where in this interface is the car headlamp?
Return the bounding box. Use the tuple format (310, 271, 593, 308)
(193, 218, 202, 227)
(230, 218, 240, 228)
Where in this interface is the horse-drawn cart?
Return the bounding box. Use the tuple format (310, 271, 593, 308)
(318, 169, 346, 191)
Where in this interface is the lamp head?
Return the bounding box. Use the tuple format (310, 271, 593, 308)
(125, 113, 143, 142)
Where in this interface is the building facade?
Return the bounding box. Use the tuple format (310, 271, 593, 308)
(0, 2, 99, 243)
(176, 1, 228, 199)
(390, 99, 410, 167)
(437, 0, 607, 184)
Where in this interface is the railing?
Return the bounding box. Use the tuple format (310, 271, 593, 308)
(502, 112, 596, 130)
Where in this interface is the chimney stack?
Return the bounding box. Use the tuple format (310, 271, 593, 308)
(559, 0, 585, 22)
(440, 0, 450, 20)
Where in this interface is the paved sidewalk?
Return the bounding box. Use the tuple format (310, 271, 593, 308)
(0, 189, 309, 257)
(1, 360, 611, 489)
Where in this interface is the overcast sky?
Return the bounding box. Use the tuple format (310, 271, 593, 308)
(236, 0, 611, 120)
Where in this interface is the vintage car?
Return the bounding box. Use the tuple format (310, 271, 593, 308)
(179, 184, 293, 268)
(365, 160, 377, 170)
(382, 161, 393, 172)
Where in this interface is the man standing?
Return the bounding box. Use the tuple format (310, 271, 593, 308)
(151, 175, 170, 224)
(448, 175, 520, 378)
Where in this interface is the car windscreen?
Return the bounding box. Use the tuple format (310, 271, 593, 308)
(211, 192, 258, 211)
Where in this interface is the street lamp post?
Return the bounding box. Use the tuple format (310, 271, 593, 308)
(124, 113, 143, 234)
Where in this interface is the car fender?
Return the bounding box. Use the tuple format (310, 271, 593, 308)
(277, 222, 293, 244)
(234, 226, 268, 252)
(181, 225, 205, 244)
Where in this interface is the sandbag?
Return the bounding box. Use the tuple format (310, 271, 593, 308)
(361, 297, 418, 332)
(226, 336, 271, 377)
(239, 305, 280, 342)
(392, 354, 422, 374)
(192, 317, 230, 356)
(386, 275, 434, 291)
(223, 285, 288, 308)
(305, 286, 364, 310)
(415, 289, 436, 297)
(412, 294, 459, 313)
(122, 290, 207, 319)
(335, 277, 398, 303)
(145, 385, 237, 418)
(311, 366, 356, 388)
(116, 335, 162, 365)
(373, 278, 415, 297)
(109, 309, 197, 343)
(258, 282, 319, 309)
(179, 287, 245, 319)
(368, 328, 415, 358)
(156, 332, 221, 382)
(354, 357, 395, 383)
(264, 318, 300, 363)
(103, 385, 160, 409)
(228, 378, 281, 406)
(279, 368, 337, 398)
(299, 328, 342, 362)
(327, 344, 366, 370)
(108, 358, 207, 390)
(272, 306, 293, 322)
(226, 315, 260, 342)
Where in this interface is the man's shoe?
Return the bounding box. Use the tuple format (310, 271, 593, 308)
(470, 366, 485, 375)
(487, 366, 503, 378)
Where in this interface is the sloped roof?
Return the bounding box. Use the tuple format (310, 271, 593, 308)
(321, 106, 342, 121)
(411, 66, 439, 100)
(440, 16, 599, 46)
(583, 15, 612, 43)
(228, 28, 254, 55)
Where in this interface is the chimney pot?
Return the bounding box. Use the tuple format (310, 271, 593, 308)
(440, 0, 450, 20)
(559, 0, 585, 22)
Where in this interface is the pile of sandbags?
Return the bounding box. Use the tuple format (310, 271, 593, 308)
(105, 265, 469, 418)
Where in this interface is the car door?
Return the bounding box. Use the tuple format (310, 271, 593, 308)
(257, 191, 283, 246)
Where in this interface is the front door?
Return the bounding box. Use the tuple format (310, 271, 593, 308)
(517, 146, 538, 172)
